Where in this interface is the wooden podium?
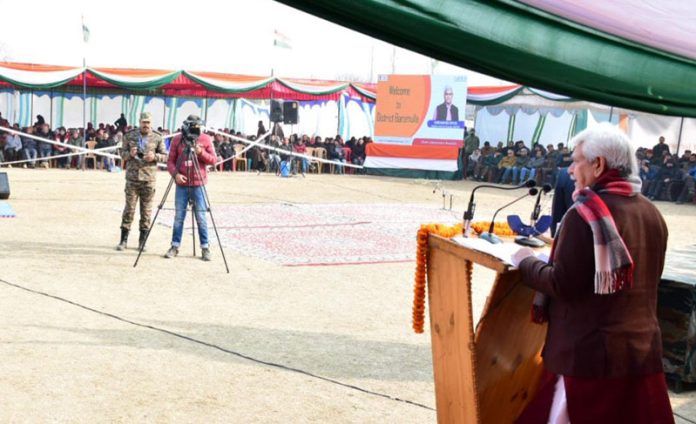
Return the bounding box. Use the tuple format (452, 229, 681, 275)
(426, 235, 548, 423)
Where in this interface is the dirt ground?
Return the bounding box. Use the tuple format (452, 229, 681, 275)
(1, 168, 695, 423)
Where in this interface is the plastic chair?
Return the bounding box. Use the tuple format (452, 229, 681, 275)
(85, 141, 98, 170)
(233, 144, 247, 172)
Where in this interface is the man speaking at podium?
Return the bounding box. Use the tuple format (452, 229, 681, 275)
(512, 123, 673, 423)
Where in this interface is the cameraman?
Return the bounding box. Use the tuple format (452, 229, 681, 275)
(116, 112, 167, 251)
(164, 115, 217, 261)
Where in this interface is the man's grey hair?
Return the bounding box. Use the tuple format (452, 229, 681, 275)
(444, 85, 453, 95)
(570, 122, 637, 177)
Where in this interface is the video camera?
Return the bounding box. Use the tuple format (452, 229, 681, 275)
(181, 115, 203, 146)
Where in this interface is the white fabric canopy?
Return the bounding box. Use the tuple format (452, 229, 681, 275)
(537, 111, 574, 147)
(475, 107, 511, 146)
(511, 110, 540, 147)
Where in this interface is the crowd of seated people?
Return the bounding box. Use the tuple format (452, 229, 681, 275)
(0, 114, 370, 176)
(0, 113, 163, 170)
(637, 136, 696, 204)
(464, 134, 695, 205)
(466, 139, 572, 187)
(208, 127, 370, 176)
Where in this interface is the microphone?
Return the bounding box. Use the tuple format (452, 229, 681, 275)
(510, 183, 553, 248)
(463, 179, 536, 237)
(531, 183, 553, 222)
(480, 187, 538, 244)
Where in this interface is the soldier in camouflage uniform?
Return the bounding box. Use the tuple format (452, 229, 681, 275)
(116, 112, 168, 251)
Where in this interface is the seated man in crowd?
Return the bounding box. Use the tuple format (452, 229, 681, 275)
(267, 135, 282, 173)
(476, 150, 502, 182)
(217, 136, 234, 171)
(327, 138, 346, 174)
(647, 159, 682, 201)
(480, 141, 494, 157)
(515, 148, 534, 184)
(292, 135, 309, 174)
(676, 153, 696, 204)
(540, 150, 559, 185)
(3, 125, 22, 165)
(67, 128, 83, 169)
(95, 128, 115, 171)
(497, 149, 518, 184)
(466, 148, 482, 179)
(679, 150, 693, 172)
(351, 137, 366, 173)
(36, 123, 53, 168)
(527, 149, 546, 183)
(277, 137, 293, 176)
(21, 126, 38, 168)
(52, 127, 70, 169)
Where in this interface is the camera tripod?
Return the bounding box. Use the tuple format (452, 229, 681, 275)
(133, 140, 230, 273)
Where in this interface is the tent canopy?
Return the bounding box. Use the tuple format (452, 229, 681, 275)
(0, 62, 376, 102)
(276, 0, 696, 117)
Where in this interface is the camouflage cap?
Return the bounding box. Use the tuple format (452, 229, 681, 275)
(140, 112, 153, 122)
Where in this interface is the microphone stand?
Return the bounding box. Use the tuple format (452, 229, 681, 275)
(480, 188, 538, 244)
(463, 179, 537, 237)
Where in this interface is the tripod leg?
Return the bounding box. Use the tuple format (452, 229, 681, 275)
(191, 199, 196, 257)
(189, 152, 230, 273)
(134, 141, 190, 268)
(134, 174, 176, 268)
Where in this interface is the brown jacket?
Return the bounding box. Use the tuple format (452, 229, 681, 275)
(520, 193, 668, 378)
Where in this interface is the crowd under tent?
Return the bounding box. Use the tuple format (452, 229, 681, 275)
(472, 87, 696, 155)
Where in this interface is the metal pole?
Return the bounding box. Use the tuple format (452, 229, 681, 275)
(676, 117, 685, 157)
(162, 97, 167, 132)
(82, 57, 87, 170)
(608, 106, 614, 123)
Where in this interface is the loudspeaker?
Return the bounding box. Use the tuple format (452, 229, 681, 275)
(283, 101, 299, 124)
(0, 172, 9, 200)
(270, 100, 284, 123)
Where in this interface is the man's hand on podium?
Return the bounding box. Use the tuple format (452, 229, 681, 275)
(511, 247, 535, 267)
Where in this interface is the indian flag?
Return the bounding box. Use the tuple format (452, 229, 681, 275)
(82, 15, 90, 43)
(364, 144, 459, 172)
(273, 30, 292, 49)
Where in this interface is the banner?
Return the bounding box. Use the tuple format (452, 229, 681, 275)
(374, 75, 467, 147)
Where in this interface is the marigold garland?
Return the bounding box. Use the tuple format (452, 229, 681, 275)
(412, 221, 516, 333)
(412, 223, 463, 333)
(470, 221, 517, 237)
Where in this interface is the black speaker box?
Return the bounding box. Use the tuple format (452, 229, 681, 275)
(283, 101, 299, 124)
(270, 100, 284, 123)
(0, 172, 9, 200)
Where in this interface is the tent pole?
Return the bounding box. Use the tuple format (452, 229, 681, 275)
(50, 89, 53, 127)
(203, 93, 209, 123)
(82, 57, 87, 170)
(676, 117, 685, 156)
(608, 106, 614, 122)
(162, 96, 167, 132)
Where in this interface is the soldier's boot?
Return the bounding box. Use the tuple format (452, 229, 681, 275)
(116, 229, 129, 251)
(138, 230, 148, 252)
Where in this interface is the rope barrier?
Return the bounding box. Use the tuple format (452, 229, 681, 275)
(206, 127, 364, 170)
(0, 126, 120, 160)
(0, 146, 119, 167)
(213, 131, 270, 167)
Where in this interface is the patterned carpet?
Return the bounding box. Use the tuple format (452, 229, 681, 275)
(158, 203, 459, 266)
